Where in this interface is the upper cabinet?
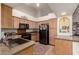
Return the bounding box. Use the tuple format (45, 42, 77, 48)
(20, 18, 27, 24)
(27, 21, 36, 28)
(1, 4, 13, 28)
(13, 16, 37, 29)
(19, 18, 37, 28)
(13, 16, 20, 28)
(0, 4, 1, 28)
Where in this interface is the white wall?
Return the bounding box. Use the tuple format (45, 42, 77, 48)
(12, 9, 36, 21)
(57, 16, 73, 36)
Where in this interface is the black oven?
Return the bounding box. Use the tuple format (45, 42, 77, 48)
(21, 33, 31, 40)
(19, 23, 29, 29)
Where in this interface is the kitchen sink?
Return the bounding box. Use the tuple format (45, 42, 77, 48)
(7, 38, 30, 48)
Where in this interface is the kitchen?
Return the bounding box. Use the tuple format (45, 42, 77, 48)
(0, 3, 79, 55)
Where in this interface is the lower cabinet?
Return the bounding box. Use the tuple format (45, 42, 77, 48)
(15, 45, 33, 55)
(54, 39, 72, 55)
(49, 38, 55, 46)
(31, 33, 37, 42)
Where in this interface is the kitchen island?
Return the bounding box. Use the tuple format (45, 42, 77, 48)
(0, 41, 35, 55)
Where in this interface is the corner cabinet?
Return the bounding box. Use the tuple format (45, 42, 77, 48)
(1, 4, 13, 28)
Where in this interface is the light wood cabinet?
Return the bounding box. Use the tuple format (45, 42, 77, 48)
(1, 4, 13, 28)
(32, 22, 37, 28)
(20, 18, 27, 24)
(49, 19, 57, 45)
(15, 45, 33, 55)
(0, 4, 1, 28)
(27, 21, 36, 28)
(13, 16, 37, 29)
(54, 39, 72, 55)
(28, 21, 33, 28)
(49, 19, 57, 29)
(13, 16, 20, 28)
(19, 18, 36, 28)
(31, 33, 37, 41)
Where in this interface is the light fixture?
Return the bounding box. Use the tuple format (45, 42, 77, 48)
(61, 12, 67, 16)
(36, 3, 40, 7)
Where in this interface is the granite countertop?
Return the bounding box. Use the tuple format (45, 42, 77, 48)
(0, 41, 35, 55)
(55, 35, 79, 42)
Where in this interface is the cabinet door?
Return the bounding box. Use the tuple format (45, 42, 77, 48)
(31, 33, 37, 41)
(27, 21, 33, 28)
(49, 29, 57, 45)
(29, 21, 32, 28)
(1, 4, 13, 28)
(55, 39, 72, 55)
(27, 21, 36, 28)
(32, 22, 37, 28)
(20, 19, 27, 24)
(13, 16, 20, 28)
(1, 4, 5, 28)
(7, 6, 13, 28)
(0, 4, 1, 28)
(49, 20, 57, 29)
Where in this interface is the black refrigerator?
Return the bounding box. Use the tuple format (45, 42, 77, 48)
(39, 24, 49, 45)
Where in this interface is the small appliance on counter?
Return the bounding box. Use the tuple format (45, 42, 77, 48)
(39, 24, 49, 45)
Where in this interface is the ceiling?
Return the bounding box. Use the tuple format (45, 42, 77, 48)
(5, 3, 38, 17)
(48, 3, 79, 17)
(4, 3, 79, 17)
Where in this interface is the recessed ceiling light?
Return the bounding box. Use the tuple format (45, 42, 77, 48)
(36, 3, 40, 7)
(61, 12, 67, 16)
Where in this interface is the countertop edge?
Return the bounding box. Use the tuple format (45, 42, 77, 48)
(11, 41, 35, 55)
(54, 36, 79, 42)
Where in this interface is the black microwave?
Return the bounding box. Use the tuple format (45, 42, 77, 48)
(19, 23, 29, 29)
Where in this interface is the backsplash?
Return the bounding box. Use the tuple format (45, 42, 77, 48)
(1, 29, 17, 33)
(1, 29, 17, 39)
